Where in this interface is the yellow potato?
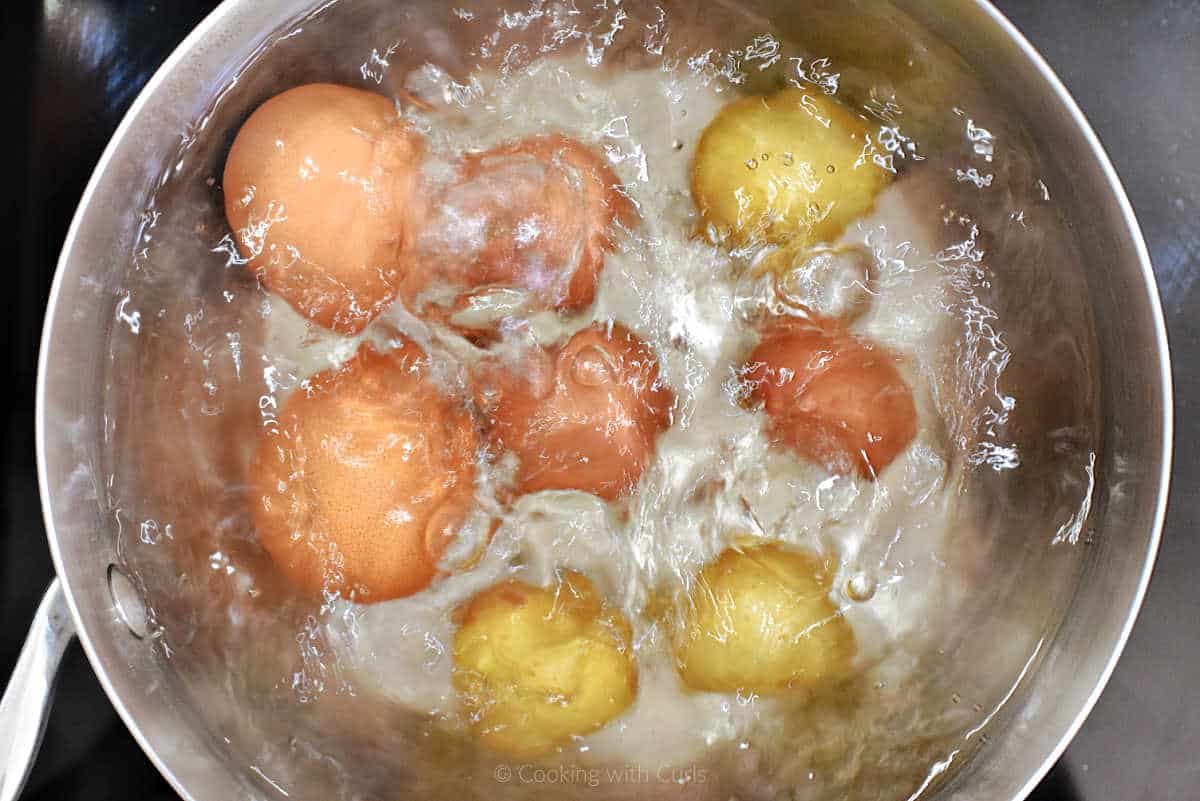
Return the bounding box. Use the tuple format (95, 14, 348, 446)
(452, 572, 637, 757)
(675, 543, 854, 694)
(691, 88, 891, 249)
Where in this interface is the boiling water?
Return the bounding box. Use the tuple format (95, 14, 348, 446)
(102, 2, 1100, 800)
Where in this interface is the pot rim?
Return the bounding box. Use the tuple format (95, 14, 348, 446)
(33, 2, 1173, 800)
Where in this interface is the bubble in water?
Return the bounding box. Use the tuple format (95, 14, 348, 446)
(745, 158, 759, 170)
(139, 519, 173, 545)
(424, 498, 465, 556)
(773, 244, 875, 321)
(570, 345, 616, 387)
(847, 572, 877, 601)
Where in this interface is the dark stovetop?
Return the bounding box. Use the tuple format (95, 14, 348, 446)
(1, 2, 1196, 800)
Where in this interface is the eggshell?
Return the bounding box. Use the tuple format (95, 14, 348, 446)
(404, 134, 636, 332)
(248, 340, 478, 601)
(224, 83, 425, 335)
(744, 319, 916, 478)
(477, 322, 674, 501)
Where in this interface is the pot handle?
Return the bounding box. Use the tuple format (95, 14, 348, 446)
(0, 579, 75, 801)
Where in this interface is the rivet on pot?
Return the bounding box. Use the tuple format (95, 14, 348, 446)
(107, 564, 150, 639)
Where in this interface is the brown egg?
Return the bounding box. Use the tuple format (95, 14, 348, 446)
(249, 340, 478, 602)
(477, 322, 674, 501)
(223, 83, 425, 335)
(743, 319, 916, 478)
(403, 134, 636, 333)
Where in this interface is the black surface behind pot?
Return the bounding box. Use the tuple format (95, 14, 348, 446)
(1, 2, 1195, 800)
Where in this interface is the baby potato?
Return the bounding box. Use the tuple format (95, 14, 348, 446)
(691, 88, 891, 250)
(675, 543, 854, 694)
(453, 572, 637, 757)
(743, 319, 917, 478)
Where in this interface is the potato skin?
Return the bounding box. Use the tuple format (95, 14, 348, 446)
(248, 341, 478, 602)
(675, 544, 854, 694)
(223, 83, 425, 335)
(452, 572, 637, 758)
(691, 88, 891, 249)
(743, 319, 916, 478)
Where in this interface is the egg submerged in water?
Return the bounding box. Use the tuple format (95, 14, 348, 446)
(223, 83, 426, 335)
(475, 321, 674, 502)
(405, 134, 637, 338)
(743, 318, 918, 478)
(248, 340, 479, 602)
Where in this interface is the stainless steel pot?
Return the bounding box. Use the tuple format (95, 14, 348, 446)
(0, 1, 1172, 800)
